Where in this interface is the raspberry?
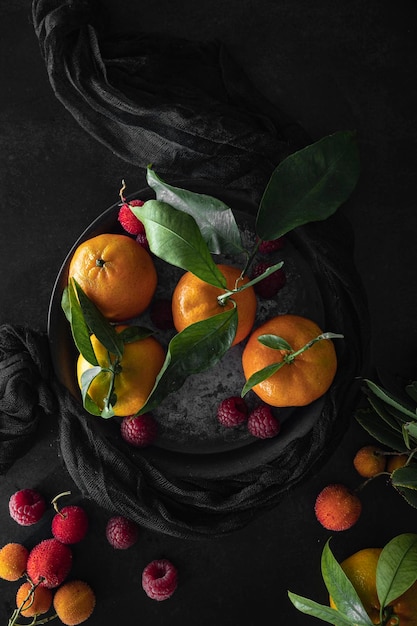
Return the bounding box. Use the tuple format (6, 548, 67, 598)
(150, 298, 174, 330)
(314, 484, 362, 531)
(257, 236, 285, 254)
(142, 559, 178, 601)
(251, 262, 286, 298)
(217, 396, 249, 427)
(52, 505, 89, 544)
(27, 538, 72, 588)
(9, 488, 46, 526)
(106, 516, 139, 549)
(0, 543, 29, 581)
(118, 199, 145, 235)
(120, 414, 158, 448)
(247, 405, 280, 438)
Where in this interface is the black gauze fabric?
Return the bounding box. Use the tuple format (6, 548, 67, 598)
(31, 0, 309, 201)
(0, 0, 368, 538)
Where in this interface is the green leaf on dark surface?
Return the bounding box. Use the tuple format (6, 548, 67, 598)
(364, 394, 406, 430)
(72, 280, 124, 359)
(130, 199, 227, 288)
(118, 325, 154, 343)
(376, 533, 417, 607)
(391, 465, 417, 490)
(406, 380, 417, 403)
(287, 592, 354, 626)
(403, 421, 417, 446)
(138, 307, 238, 414)
(363, 379, 417, 420)
(256, 130, 360, 240)
(355, 407, 408, 451)
(394, 484, 417, 508)
(146, 168, 244, 255)
(241, 361, 286, 397)
(321, 541, 374, 626)
(63, 282, 98, 366)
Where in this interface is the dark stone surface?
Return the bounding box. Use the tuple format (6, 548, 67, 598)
(1, 1, 417, 624)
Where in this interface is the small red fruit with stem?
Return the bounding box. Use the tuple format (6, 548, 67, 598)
(51, 491, 89, 544)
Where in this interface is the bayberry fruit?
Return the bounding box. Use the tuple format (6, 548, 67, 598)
(53, 580, 96, 625)
(142, 559, 178, 601)
(251, 262, 286, 298)
(247, 405, 280, 439)
(353, 445, 386, 478)
(0, 543, 29, 581)
(217, 396, 249, 427)
(9, 488, 46, 526)
(257, 236, 285, 254)
(16, 581, 53, 618)
(118, 199, 145, 235)
(106, 515, 139, 549)
(52, 506, 89, 544)
(121, 414, 158, 448)
(27, 538, 72, 588)
(314, 484, 362, 531)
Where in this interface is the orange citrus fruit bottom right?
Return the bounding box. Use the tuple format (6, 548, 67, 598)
(242, 314, 337, 407)
(68, 233, 157, 322)
(330, 547, 417, 625)
(77, 325, 165, 416)
(171, 263, 257, 347)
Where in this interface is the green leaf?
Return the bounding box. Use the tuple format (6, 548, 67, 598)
(72, 280, 124, 359)
(241, 361, 286, 397)
(287, 592, 357, 626)
(355, 407, 408, 451)
(146, 167, 244, 255)
(393, 484, 417, 508)
(403, 421, 417, 445)
(63, 282, 98, 366)
(118, 325, 154, 343)
(406, 380, 417, 403)
(129, 199, 227, 288)
(258, 334, 293, 351)
(321, 541, 374, 626)
(363, 379, 417, 420)
(61, 285, 71, 323)
(391, 465, 417, 490)
(256, 130, 360, 240)
(376, 533, 417, 607)
(80, 366, 102, 412)
(138, 307, 238, 413)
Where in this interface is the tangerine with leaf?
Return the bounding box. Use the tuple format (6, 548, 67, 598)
(68, 233, 157, 322)
(242, 314, 342, 406)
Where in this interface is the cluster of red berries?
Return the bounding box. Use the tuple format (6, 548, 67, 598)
(1, 488, 94, 625)
(251, 236, 286, 299)
(314, 445, 411, 532)
(216, 396, 280, 439)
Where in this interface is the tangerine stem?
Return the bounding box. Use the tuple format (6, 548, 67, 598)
(283, 332, 344, 364)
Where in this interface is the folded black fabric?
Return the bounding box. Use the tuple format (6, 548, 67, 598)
(31, 0, 309, 202)
(0, 0, 369, 538)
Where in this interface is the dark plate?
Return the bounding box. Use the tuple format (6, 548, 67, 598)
(48, 181, 328, 478)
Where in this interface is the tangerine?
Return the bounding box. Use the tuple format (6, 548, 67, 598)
(241, 314, 338, 406)
(77, 325, 165, 416)
(171, 264, 257, 347)
(68, 233, 157, 321)
(330, 547, 417, 625)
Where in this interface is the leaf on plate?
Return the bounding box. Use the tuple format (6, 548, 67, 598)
(72, 279, 124, 359)
(256, 130, 360, 241)
(130, 199, 227, 288)
(118, 325, 154, 344)
(287, 592, 354, 626)
(146, 167, 244, 255)
(62, 281, 98, 366)
(376, 533, 417, 607)
(321, 541, 374, 626)
(138, 307, 238, 413)
(241, 361, 286, 397)
(80, 366, 103, 416)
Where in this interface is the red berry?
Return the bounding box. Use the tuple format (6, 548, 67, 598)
(217, 396, 249, 427)
(314, 484, 362, 531)
(120, 414, 158, 448)
(9, 489, 46, 526)
(247, 405, 280, 439)
(251, 263, 286, 299)
(257, 236, 285, 254)
(106, 516, 139, 549)
(118, 200, 145, 235)
(27, 539, 72, 589)
(142, 559, 178, 601)
(136, 231, 150, 251)
(52, 505, 89, 544)
(150, 298, 174, 330)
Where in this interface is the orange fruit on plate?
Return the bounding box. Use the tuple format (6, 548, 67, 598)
(330, 547, 417, 625)
(77, 325, 165, 416)
(68, 233, 157, 321)
(171, 264, 257, 347)
(241, 314, 337, 406)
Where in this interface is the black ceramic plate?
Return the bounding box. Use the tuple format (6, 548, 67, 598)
(48, 181, 328, 478)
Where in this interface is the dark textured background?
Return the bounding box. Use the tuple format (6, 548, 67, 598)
(1, 1, 417, 624)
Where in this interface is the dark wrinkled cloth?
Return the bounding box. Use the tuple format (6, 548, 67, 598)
(0, 0, 369, 538)
(31, 0, 309, 203)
